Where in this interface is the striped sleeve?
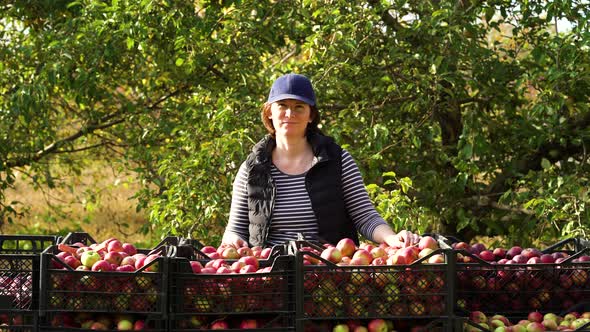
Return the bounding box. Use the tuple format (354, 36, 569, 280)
(341, 150, 388, 242)
(222, 161, 251, 243)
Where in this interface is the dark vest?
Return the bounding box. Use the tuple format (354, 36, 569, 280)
(245, 133, 359, 247)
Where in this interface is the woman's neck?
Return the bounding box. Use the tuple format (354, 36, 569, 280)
(274, 135, 310, 158)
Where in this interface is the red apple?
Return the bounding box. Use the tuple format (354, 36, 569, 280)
(239, 264, 257, 273)
(121, 243, 137, 256)
(350, 249, 372, 265)
(115, 264, 135, 272)
(91, 259, 112, 271)
(259, 247, 272, 259)
(238, 255, 259, 270)
(236, 247, 253, 257)
(63, 255, 81, 269)
(107, 240, 123, 253)
(528, 311, 544, 323)
(120, 256, 136, 267)
(367, 318, 388, 332)
(104, 251, 124, 266)
(133, 319, 145, 330)
(142, 254, 160, 272)
(418, 236, 439, 250)
(184, 260, 200, 274)
(336, 238, 357, 258)
(221, 247, 240, 260)
(478, 250, 495, 261)
(506, 246, 523, 259)
(210, 320, 229, 329)
(493, 247, 507, 259)
(321, 247, 342, 264)
(239, 319, 258, 329)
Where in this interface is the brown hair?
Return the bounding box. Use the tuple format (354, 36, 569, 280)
(261, 102, 321, 137)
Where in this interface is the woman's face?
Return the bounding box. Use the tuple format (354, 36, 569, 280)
(268, 99, 312, 138)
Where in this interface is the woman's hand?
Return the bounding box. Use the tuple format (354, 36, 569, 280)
(384, 230, 420, 248)
(221, 235, 249, 249)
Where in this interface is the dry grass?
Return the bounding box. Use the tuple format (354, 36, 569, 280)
(2, 163, 159, 247)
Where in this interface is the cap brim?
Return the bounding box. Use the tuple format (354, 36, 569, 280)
(267, 94, 315, 106)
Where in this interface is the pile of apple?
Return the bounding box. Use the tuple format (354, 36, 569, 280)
(298, 237, 447, 319)
(175, 316, 288, 330)
(303, 236, 445, 267)
(452, 241, 590, 313)
(0, 273, 32, 310)
(46, 237, 164, 313)
(464, 310, 590, 331)
(306, 318, 437, 332)
(197, 242, 274, 261)
(52, 237, 160, 272)
(47, 312, 150, 330)
(173, 242, 290, 327)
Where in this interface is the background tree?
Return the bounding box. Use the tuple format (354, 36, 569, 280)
(1, 0, 588, 246)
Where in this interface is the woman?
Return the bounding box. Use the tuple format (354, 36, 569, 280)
(222, 73, 418, 248)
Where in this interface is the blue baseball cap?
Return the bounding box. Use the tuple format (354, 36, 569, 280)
(267, 73, 316, 106)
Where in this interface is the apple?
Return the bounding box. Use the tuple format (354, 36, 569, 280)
(239, 264, 257, 273)
(386, 253, 406, 265)
(542, 319, 558, 330)
(89, 321, 108, 330)
(259, 247, 272, 259)
(528, 311, 543, 323)
(116, 317, 133, 330)
(353, 327, 369, 332)
(104, 251, 124, 266)
(221, 247, 240, 260)
(526, 321, 546, 332)
(428, 254, 445, 264)
(240, 319, 259, 329)
(370, 247, 387, 259)
(133, 319, 145, 330)
(418, 236, 439, 250)
(120, 256, 136, 267)
(115, 264, 135, 272)
(333, 323, 350, 332)
(238, 255, 259, 270)
(321, 247, 342, 264)
(469, 243, 486, 255)
(63, 255, 82, 269)
(80, 251, 101, 269)
(478, 250, 495, 261)
(367, 319, 388, 332)
(350, 249, 372, 265)
(106, 239, 123, 253)
(236, 247, 253, 257)
(91, 259, 112, 271)
(397, 246, 418, 264)
(417, 247, 435, 259)
(539, 253, 555, 263)
(469, 311, 487, 324)
(336, 238, 357, 258)
(200, 246, 217, 255)
(493, 247, 507, 259)
(506, 246, 523, 259)
(210, 320, 229, 329)
(142, 254, 160, 272)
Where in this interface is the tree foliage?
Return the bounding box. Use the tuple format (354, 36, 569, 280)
(1, 0, 589, 246)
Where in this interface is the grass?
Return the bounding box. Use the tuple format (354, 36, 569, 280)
(2, 163, 160, 248)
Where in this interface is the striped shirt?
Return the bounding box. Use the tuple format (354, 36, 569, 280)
(223, 149, 388, 246)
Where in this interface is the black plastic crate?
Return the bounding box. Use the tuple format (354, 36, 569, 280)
(453, 247, 590, 316)
(38, 312, 166, 331)
(0, 235, 58, 332)
(291, 240, 453, 331)
(39, 244, 168, 319)
(168, 245, 295, 331)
